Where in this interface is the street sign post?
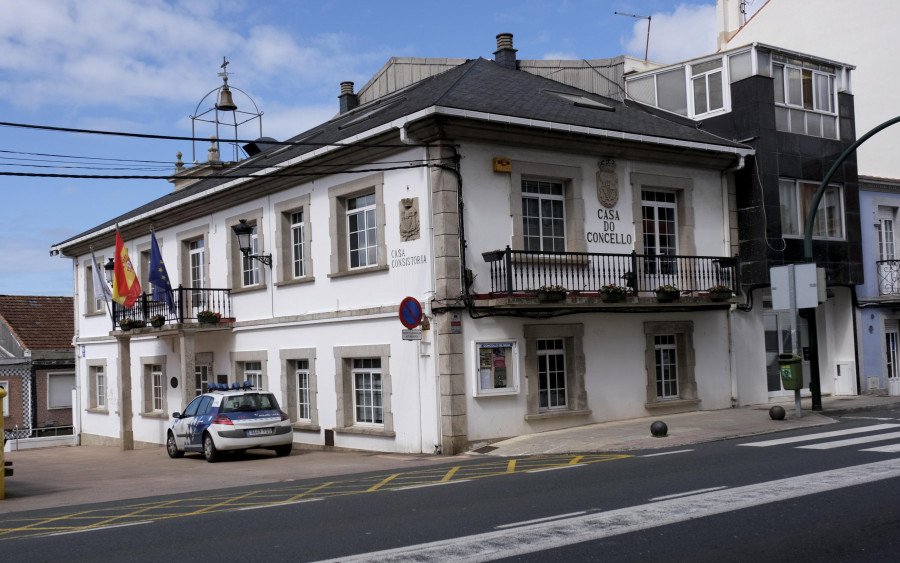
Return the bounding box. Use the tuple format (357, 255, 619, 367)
(399, 296, 423, 330)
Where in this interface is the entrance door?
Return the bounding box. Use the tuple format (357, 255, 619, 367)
(764, 311, 810, 397)
(886, 320, 899, 394)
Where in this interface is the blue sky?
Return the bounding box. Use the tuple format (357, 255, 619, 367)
(0, 0, 760, 296)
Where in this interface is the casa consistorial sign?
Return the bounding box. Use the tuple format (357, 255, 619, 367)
(596, 159, 619, 209)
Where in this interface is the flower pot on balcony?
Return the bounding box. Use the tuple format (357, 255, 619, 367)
(149, 316, 166, 328)
(601, 292, 627, 303)
(709, 289, 733, 302)
(537, 291, 566, 303)
(197, 311, 221, 325)
(655, 290, 681, 302)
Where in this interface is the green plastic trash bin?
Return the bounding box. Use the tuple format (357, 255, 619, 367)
(778, 353, 804, 390)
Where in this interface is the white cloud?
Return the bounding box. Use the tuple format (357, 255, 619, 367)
(623, 4, 717, 64)
(542, 51, 579, 61)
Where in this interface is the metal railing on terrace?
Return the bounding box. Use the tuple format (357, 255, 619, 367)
(877, 260, 900, 296)
(481, 247, 740, 297)
(111, 286, 233, 330)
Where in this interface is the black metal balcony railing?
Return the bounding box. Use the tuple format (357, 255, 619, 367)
(877, 260, 900, 296)
(482, 247, 740, 297)
(111, 286, 233, 330)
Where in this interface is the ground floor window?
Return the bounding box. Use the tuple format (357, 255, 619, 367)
(353, 359, 383, 425)
(296, 359, 311, 421)
(886, 320, 899, 382)
(90, 365, 106, 410)
(194, 364, 210, 396)
(244, 361, 263, 390)
(142, 362, 165, 414)
(333, 344, 393, 436)
(523, 324, 589, 419)
(654, 335, 678, 399)
(643, 321, 697, 407)
(537, 339, 567, 410)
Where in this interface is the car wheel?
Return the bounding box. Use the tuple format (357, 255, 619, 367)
(203, 433, 219, 463)
(274, 443, 293, 457)
(166, 432, 184, 458)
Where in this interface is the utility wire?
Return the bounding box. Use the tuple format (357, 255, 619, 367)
(0, 163, 436, 180)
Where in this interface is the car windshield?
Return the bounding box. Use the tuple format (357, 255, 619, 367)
(221, 393, 280, 413)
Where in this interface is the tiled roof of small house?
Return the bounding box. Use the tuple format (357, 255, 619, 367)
(53, 57, 750, 250)
(0, 295, 74, 352)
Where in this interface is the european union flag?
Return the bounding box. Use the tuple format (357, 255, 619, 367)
(149, 231, 175, 314)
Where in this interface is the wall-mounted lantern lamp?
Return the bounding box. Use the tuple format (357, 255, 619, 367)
(232, 219, 272, 267)
(104, 257, 115, 284)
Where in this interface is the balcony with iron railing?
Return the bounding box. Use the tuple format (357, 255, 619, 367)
(110, 286, 233, 331)
(480, 247, 741, 309)
(876, 260, 900, 297)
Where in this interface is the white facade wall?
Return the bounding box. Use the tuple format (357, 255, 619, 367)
(73, 148, 441, 454)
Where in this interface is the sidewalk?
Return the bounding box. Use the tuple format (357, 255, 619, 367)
(2, 394, 899, 514)
(470, 394, 900, 457)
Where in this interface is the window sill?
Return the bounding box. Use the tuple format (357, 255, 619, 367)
(292, 422, 321, 432)
(327, 264, 389, 279)
(645, 398, 700, 410)
(230, 284, 268, 295)
(84, 310, 106, 318)
(139, 411, 168, 419)
(86, 407, 109, 415)
(274, 276, 315, 288)
(334, 425, 396, 438)
(525, 408, 592, 421)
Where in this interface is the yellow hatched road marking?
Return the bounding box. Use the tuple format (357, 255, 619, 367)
(366, 473, 399, 492)
(186, 490, 258, 515)
(439, 466, 460, 482)
(287, 481, 334, 502)
(569, 456, 585, 465)
(505, 460, 517, 473)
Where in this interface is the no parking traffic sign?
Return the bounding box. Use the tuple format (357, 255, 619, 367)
(399, 296, 423, 329)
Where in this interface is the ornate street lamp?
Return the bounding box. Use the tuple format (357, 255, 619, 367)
(231, 219, 272, 267)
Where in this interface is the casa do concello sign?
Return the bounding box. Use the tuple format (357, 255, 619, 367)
(399, 296, 423, 340)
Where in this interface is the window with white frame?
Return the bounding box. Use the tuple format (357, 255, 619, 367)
(886, 320, 899, 381)
(523, 324, 589, 419)
(189, 238, 206, 308)
(88, 363, 106, 411)
(244, 361, 263, 391)
(142, 363, 164, 414)
(690, 59, 724, 116)
(654, 335, 679, 399)
(296, 359, 311, 421)
(779, 179, 844, 239)
(537, 339, 566, 411)
(352, 358, 382, 425)
(347, 193, 377, 268)
(643, 321, 698, 407)
(642, 190, 678, 276)
(47, 372, 75, 409)
(241, 224, 260, 287)
(194, 363, 210, 396)
(291, 211, 306, 278)
(522, 180, 566, 252)
(83, 259, 106, 315)
(772, 54, 837, 138)
(878, 207, 897, 261)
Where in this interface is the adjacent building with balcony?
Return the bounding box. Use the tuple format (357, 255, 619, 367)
(52, 31, 862, 455)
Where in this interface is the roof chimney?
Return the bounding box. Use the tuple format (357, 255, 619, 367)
(494, 33, 517, 70)
(339, 81, 359, 114)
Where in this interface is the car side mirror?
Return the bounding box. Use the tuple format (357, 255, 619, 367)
(172, 412, 182, 419)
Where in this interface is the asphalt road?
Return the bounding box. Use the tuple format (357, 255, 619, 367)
(6, 410, 900, 561)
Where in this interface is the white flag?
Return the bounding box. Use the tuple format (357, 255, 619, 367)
(91, 251, 113, 305)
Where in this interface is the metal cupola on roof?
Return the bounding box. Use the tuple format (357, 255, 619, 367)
(189, 57, 264, 163)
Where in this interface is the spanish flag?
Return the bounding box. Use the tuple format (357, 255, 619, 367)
(113, 230, 142, 308)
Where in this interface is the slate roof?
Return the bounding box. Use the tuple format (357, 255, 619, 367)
(0, 295, 74, 352)
(53, 57, 749, 251)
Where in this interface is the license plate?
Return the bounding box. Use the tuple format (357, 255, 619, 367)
(246, 428, 273, 437)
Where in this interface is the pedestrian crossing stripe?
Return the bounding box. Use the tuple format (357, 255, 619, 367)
(738, 423, 900, 447)
(797, 430, 900, 450)
(862, 443, 900, 453)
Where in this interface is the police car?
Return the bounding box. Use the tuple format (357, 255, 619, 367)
(166, 382, 293, 462)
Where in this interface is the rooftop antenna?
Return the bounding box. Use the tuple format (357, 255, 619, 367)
(615, 11, 651, 62)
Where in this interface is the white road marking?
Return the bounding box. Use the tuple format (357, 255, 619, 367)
(526, 464, 587, 473)
(861, 443, 900, 453)
(639, 449, 694, 457)
(797, 431, 900, 450)
(841, 416, 895, 421)
(313, 458, 900, 562)
(394, 480, 472, 491)
(738, 423, 900, 447)
(650, 486, 728, 501)
(49, 521, 152, 536)
(495, 511, 588, 529)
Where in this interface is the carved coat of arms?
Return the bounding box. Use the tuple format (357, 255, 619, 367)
(596, 159, 619, 208)
(399, 197, 420, 241)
